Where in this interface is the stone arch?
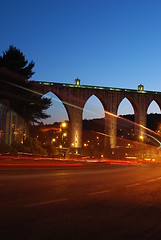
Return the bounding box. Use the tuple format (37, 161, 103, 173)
(82, 94, 105, 158)
(42, 91, 69, 124)
(117, 97, 136, 129)
(83, 94, 105, 120)
(147, 100, 161, 114)
(116, 97, 136, 148)
(117, 96, 137, 116)
(146, 100, 161, 133)
(118, 96, 139, 134)
(117, 97, 135, 116)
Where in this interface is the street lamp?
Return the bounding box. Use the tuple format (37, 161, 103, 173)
(61, 122, 67, 128)
(60, 122, 67, 144)
(51, 138, 56, 143)
(62, 132, 67, 145)
(59, 122, 67, 158)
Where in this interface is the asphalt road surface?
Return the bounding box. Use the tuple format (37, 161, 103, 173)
(1, 163, 161, 240)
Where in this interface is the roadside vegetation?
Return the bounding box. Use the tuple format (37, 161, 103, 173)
(0, 137, 47, 156)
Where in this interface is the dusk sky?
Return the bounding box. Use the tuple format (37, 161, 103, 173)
(1, 0, 161, 122)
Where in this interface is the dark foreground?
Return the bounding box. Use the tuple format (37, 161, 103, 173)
(0, 162, 161, 240)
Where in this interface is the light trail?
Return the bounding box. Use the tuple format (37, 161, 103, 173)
(3, 80, 100, 116)
(125, 183, 141, 188)
(105, 110, 158, 136)
(3, 79, 161, 131)
(143, 133, 161, 149)
(88, 189, 111, 196)
(105, 110, 161, 148)
(24, 198, 68, 208)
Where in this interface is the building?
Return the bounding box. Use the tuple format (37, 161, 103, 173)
(0, 68, 28, 145)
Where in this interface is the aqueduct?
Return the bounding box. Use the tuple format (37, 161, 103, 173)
(31, 79, 161, 154)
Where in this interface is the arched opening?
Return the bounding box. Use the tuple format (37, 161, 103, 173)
(147, 100, 161, 133)
(36, 92, 69, 157)
(42, 92, 69, 124)
(83, 95, 105, 120)
(117, 98, 134, 116)
(82, 95, 105, 158)
(147, 100, 160, 114)
(117, 98, 135, 149)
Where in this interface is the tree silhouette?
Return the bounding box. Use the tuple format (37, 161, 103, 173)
(0, 45, 51, 124)
(0, 45, 34, 79)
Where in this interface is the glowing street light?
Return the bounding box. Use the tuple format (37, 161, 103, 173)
(61, 122, 67, 128)
(60, 122, 67, 141)
(59, 122, 68, 158)
(62, 132, 67, 145)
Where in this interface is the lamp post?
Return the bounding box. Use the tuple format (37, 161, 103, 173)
(139, 134, 144, 159)
(62, 132, 67, 145)
(60, 122, 67, 144)
(59, 122, 67, 158)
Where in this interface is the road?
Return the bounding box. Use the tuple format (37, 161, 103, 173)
(0, 163, 161, 240)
